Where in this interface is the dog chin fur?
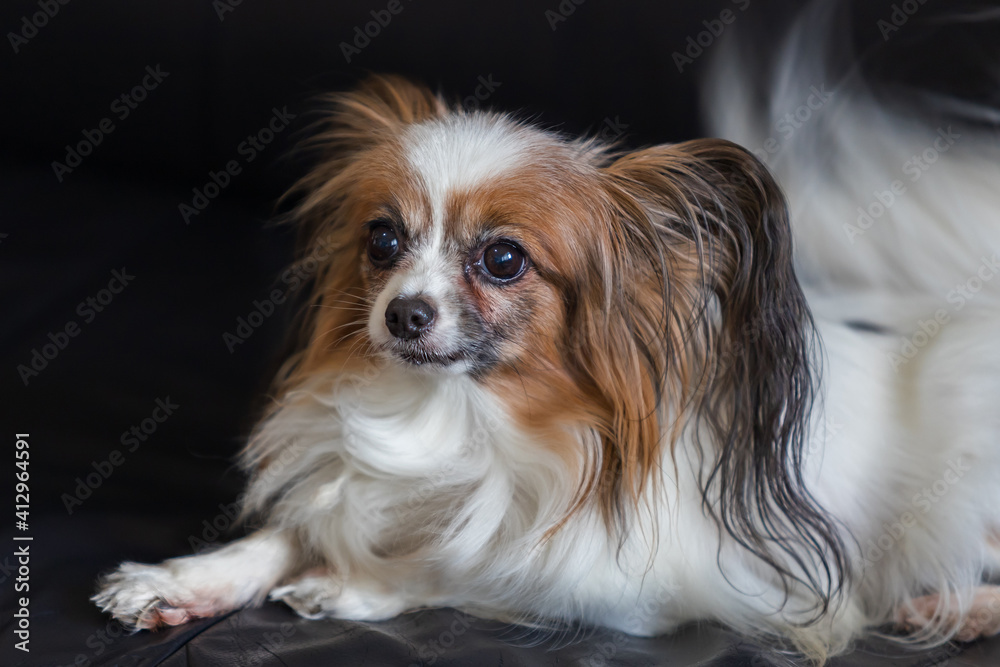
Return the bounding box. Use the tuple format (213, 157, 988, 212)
(93, 2, 1000, 662)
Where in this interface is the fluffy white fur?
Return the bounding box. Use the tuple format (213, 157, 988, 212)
(704, 1, 1000, 327)
(94, 3, 1000, 662)
(702, 0, 1000, 650)
(93, 313, 1000, 654)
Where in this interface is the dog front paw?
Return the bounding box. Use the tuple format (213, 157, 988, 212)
(93, 562, 201, 630)
(93, 560, 239, 630)
(270, 574, 410, 621)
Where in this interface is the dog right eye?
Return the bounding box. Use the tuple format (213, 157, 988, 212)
(367, 223, 399, 265)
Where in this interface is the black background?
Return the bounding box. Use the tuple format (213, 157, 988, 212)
(2, 1, 999, 665)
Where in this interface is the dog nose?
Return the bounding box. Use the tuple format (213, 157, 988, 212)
(385, 297, 436, 340)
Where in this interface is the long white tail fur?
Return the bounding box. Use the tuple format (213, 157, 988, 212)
(704, 0, 1000, 327)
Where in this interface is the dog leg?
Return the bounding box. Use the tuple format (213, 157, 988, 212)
(270, 568, 412, 621)
(93, 528, 297, 630)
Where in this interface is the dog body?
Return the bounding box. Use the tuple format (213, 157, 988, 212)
(95, 4, 1000, 660)
(94, 300, 1000, 656)
(253, 307, 1000, 638)
(242, 312, 1000, 647)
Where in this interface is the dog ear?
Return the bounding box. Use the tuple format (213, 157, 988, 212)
(270, 75, 446, 393)
(290, 74, 446, 219)
(598, 138, 846, 613)
(315, 73, 447, 153)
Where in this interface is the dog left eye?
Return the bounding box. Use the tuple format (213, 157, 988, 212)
(367, 223, 399, 265)
(481, 242, 526, 281)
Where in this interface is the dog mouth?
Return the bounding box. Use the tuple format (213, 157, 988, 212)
(393, 347, 466, 367)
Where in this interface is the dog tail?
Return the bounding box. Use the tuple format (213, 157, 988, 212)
(703, 0, 1000, 326)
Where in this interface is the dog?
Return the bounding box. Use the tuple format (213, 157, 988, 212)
(94, 2, 1000, 661)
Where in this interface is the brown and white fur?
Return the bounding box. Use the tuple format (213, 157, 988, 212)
(94, 5, 1000, 662)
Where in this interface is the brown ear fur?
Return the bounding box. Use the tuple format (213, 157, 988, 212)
(273, 75, 446, 391)
(583, 138, 846, 611)
(290, 74, 446, 223)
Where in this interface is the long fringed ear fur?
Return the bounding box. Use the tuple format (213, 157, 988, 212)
(287, 74, 446, 239)
(272, 75, 446, 390)
(591, 138, 846, 618)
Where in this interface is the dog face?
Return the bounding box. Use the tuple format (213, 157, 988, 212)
(349, 115, 595, 377)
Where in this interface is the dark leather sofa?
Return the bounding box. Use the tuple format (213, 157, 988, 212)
(3, 1, 999, 665)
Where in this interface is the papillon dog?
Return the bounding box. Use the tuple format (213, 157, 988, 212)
(94, 2, 1000, 661)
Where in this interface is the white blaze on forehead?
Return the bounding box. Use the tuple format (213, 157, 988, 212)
(402, 114, 537, 245)
(367, 115, 540, 362)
